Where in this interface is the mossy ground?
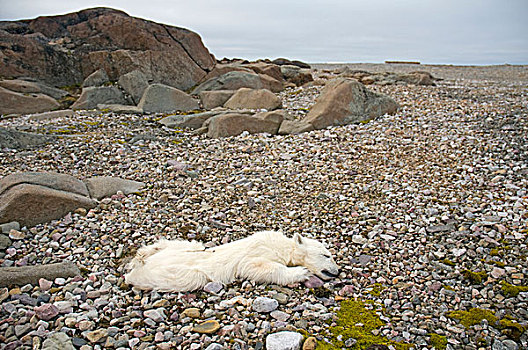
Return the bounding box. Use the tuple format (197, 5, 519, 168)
(317, 299, 413, 350)
(461, 269, 487, 284)
(429, 333, 447, 350)
(447, 308, 526, 340)
(501, 281, 528, 298)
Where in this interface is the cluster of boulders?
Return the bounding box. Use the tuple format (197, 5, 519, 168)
(334, 67, 438, 86)
(0, 172, 144, 228)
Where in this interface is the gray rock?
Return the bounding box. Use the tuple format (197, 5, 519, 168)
(502, 340, 519, 350)
(42, 332, 75, 350)
(252, 297, 279, 313)
(304, 78, 399, 130)
(192, 71, 264, 95)
(0, 262, 80, 287)
(0, 221, 19, 234)
(118, 70, 149, 104)
(0, 127, 53, 149)
(278, 120, 314, 135)
(84, 176, 145, 200)
(207, 112, 283, 138)
(224, 88, 282, 110)
(28, 109, 74, 121)
(199, 90, 236, 109)
(159, 110, 225, 130)
(82, 69, 110, 87)
(280, 65, 313, 86)
(72, 86, 129, 110)
(0, 234, 11, 250)
(0, 172, 97, 227)
(0, 87, 60, 115)
(0, 79, 68, 100)
(96, 104, 143, 114)
(265, 331, 303, 350)
(138, 83, 199, 113)
(205, 343, 224, 350)
(203, 281, 224, 293)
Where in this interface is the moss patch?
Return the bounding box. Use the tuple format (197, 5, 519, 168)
(366, 283, 385, 297)
(501, 281, 528, 298)
(462, 269, 487, 284)
(440, 258, 456, 266)
(317, 299, 413, 350)
(447, 308, 497, 328)
(429, 333, 447, 350)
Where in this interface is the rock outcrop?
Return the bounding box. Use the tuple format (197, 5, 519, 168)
(138, 84, 199, 113)
(305, 78, 399, 129)
(0, 7, 215, 90)
(0, 87, 60, 115)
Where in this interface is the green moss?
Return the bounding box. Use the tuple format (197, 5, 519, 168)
(488, 260, 505, 267)
(366, 283, 385, 297)
(440, 258, 456, 266)
(442, 285, 455, 291)
(462, 269, 487, 284)
(499, 318, 527, 340)
(317, 299, 413, 350)
(490, 248, 501, 256)
(429, 333, 447, 350)
(447, 308, 497, 328)
(501, 281, 528, 298)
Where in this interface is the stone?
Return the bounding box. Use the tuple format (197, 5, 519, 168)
(192, 71, 264, 95)
(42, 332, 75, 350)
(0, 127, 53, 149)
(272, 58, 311, 69)
(28, 109, 75, 121)
(0, 79, 68, 100)
(35, 303, 60, 321)
(270, 310, 290, 322)
(265, 331, 303, 350)
(304, 78, 399, 130)
(118, 70, 150, 104)
(85, 329, 108, 343)
(71, 86, 129, 110)
(192, 320, 221, 334)
(159, 110, 228, 130)
(207, 112, 283, 138)
(252, 297, 279, 313)
(258, 74, 284, 93)
(224, 88, 282, 110)
(84, 176, 145, 200)
(205, 344, 224, 350)
(0, 172, 96, 227)
(0, 87, 60, 115)
(39, 278, 53, 291)
(304, 276, 324, 288)
(199, 90, 236, 109)
(0, 221, 19, 234)
(138, 83, 199, 113)
(280, 65, 313, 86)
(278, 120, 315, 135)
(144, 309, 165, 322)
(0, 234, 11, 250)
(203, 281, 224, 293)
(426, 224, 455, 233)
(82, 69, 110, 87)
(182, 308, 201, 318)
(245, 62, 284, 82)
(0, 262, 80, 287)
(302, 337, 318, 350)
(0, 8, 215, 90)
(96, 104, 143, 114)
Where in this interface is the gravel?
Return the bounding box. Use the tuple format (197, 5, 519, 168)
(0, 64, 527, 349)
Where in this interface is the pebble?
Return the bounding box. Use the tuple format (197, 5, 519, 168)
(35, 304, 60, 321)
(253, 297, 279, 313)
(265, 331, 304, 350)
(192, 320, 221, 334)
(304, 276, 324, 288)
(204, 281, 224, 293)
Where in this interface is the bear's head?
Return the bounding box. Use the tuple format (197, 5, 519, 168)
(293, 233, 339, 280)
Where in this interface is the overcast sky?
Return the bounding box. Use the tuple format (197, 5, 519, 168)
(1, 0, 527, 64)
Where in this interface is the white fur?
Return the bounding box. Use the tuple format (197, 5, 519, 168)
(125, 231, 339, 292)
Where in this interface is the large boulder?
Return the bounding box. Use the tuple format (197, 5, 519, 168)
(304, 78, 399, 130)
(0, 87, 60, 115)
(118, 70, 149, 104)
(82, 68, 109, 87)
(280, 65, 313, 86)
(278, 120, 315, 135)
(0, 127, 53, 149)
(192, 71, 264, 95)
(0, 79, 68, 100)
(0, 262, 80, 287)
(245, 62, 284, 82)
(71, 86, 129, 110)
(160, 110, 228, 129)
(84, 176, 145, 200)
(207, 111, 284, 138)
(0, 7, 215, 90)
(272, 58, 311, 69)
(0, 172, 97, 227)
(199, 90, 236, 109)
(138, 83, 199, 113)
(224, 88, 282, 110)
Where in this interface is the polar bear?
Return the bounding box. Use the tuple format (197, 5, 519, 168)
(125, 231, 339, 292)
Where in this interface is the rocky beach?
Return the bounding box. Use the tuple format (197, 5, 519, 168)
(1, 7, 527, 350)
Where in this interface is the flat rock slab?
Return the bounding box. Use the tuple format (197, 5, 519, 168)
(207, 112, 283, 138)
(0, 127, 53, 149)
(224, 88, 282, 110)
(0, 172, 90, 197)
(28, 109, 75, 121)
(192, 71, 264, 95)
(0, 261, 80, 287)
(138, 83, 199, 113)
(199, 90, 236, 109)
(72, 86, 129, 110)
(84, 176, 145, 200)
(0, 86, 60, 115)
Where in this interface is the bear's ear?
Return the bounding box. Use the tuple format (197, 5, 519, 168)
(294, 233, 304, 245)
